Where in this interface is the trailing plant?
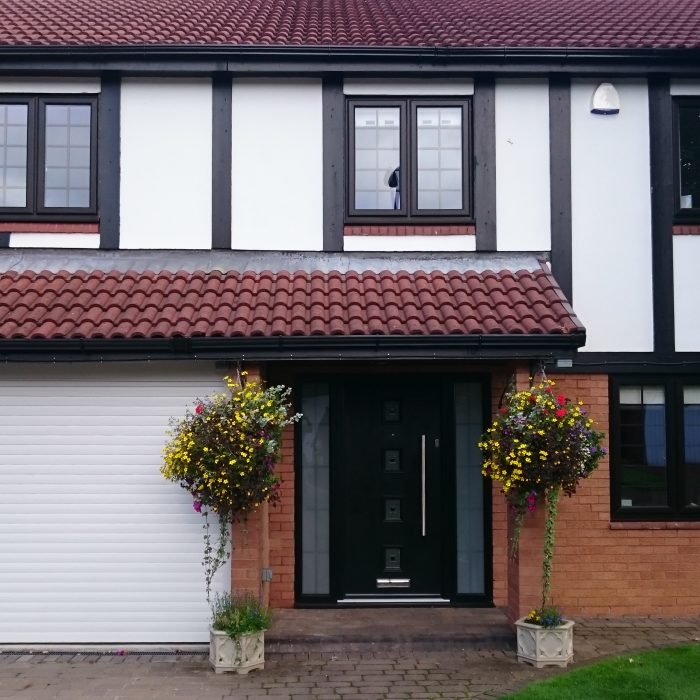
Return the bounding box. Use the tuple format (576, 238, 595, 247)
(211, 591, 271, 639)
(161, 372, 301, 601)
(478, 378, 606, 623)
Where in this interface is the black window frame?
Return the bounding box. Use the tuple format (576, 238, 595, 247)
(611, 375, 700, 521)
(346, 97, 472, 224)
(673, 97, 700, 222)
(0, 94, 98, 222)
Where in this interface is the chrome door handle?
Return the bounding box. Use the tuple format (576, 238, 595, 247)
(421, 434, 426, 537)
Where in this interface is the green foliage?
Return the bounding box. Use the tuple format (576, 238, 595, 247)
(211, 592, 271, 639)
(501, 644, 700, 699)
(479, 378, 606, 616)
(161, 373, 301, 601)
(162, 374, 301, 519)
(524, 605, 563, 628)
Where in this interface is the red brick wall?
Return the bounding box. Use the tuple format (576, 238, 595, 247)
(502, 373, 700, 619)
(268, 424, 295, 608)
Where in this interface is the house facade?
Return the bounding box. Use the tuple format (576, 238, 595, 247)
(0, 0, 699, 644)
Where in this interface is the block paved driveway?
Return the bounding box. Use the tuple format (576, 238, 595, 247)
(1, 619, 699, 700)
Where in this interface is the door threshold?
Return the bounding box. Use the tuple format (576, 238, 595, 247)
(337, 596, 451, 605)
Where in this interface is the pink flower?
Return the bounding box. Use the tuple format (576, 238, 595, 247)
(193, 500, 202, 513)
(195, 404, 203, 414)
(526, 492, 537, 512)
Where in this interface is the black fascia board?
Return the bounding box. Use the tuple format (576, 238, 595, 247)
(0, 45, 699, 75)
(0, 332, 585, 362)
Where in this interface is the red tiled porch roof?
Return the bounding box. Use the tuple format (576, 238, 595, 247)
(0, 0, 698, 50)
(0, 268, 583, 340)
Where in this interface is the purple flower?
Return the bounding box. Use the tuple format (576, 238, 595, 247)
(193, 500, 202, 513)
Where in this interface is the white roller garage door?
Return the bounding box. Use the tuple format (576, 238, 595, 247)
(0, 362, 230, 643)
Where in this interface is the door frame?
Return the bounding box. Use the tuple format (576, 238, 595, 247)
(293, 372, 494, 607)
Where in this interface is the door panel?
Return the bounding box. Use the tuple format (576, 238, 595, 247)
(340, 377, 443, 596)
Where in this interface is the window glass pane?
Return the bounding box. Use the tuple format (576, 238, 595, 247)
(417, 107, 462, 210)
(0, 103, 27, 208)
(679, 105, 700, 209)
(618, 385, 667, 508)
(354, 106, 400, 210)
(43, 104, 91, 209)
(301, 383, 330, 595)
(684, 387, 700, 508)
(454, 383, 484, 594)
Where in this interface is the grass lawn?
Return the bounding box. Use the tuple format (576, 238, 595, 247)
(502, 644, 700, 699)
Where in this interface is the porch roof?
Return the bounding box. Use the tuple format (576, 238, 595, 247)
(0, 254, 585, 360)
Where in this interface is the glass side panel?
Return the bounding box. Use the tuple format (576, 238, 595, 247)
(454, 383, 484, 594)
(679, 105, 700, 209)
(301, 383, 330, 595)
(684, 386, 700, 509)
(618, 385, 668, 508)
(0, 103, 28, 208)
(43, 104, 91, 208)
(354, 106, 401, 210)
(417, 106, 462, 210)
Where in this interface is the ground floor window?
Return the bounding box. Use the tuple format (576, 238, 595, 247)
(611, 377, 700, 518)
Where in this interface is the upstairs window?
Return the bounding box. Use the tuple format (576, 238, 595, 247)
(611, 378, 700, 519)
(0, 96, 97, 219)
(347, 98, 471, 220)
(676, 99, 700, 217)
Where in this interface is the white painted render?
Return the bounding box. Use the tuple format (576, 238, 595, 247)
(0, 78, 100, 93)
(670, 80, 700, 95)
(343, 79, 475, 95)
(231, 79, 324, 251)
(495, 79, 551, 252)
(343, 235, 477, 252)
(0, 362, 230, 643)
(120, 79, 212, 249)
(674, 236, 700, 351)
(571, 79, 654, 353)
(9, 234, 100, 248)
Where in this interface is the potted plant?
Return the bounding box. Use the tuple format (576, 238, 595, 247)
(161, 371, 300, 668)
(478, 377, 606, 668)
(209, 592, 271, 674)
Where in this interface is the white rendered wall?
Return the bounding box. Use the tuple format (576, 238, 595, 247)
(674, 236, 700, 351)
(120, 79, 212, 249)
(495, 80, 551, 252)
(9, 234, 100, 248)
(344, 235, 477, 252)
(231, 79, 323, 251)
(0, 78, 100, 93)
(571, 79, 654, 352)
(343, 79, 474, 95)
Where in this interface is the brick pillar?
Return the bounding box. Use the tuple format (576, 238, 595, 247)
(230, 364, 296, 608)
(231, 364, 266, 601)
(505, 364, 545, 622)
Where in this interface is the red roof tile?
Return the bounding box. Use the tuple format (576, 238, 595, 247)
(0, 0, 697, 49)
(0, 268, 582, 340)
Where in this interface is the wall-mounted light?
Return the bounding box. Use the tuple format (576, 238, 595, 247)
(591, 83, 620, 115)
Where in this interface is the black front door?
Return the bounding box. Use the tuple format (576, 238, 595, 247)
(339, 377, 443, 598)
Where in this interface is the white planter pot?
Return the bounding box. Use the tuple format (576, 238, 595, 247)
(515, 618, 574, 668)
(209, 628, 265, 674)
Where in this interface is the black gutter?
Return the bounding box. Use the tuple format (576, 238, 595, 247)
(0, 45, 698, 61)
(0, 333, 585, 363)
(0, 46, 698, 75)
